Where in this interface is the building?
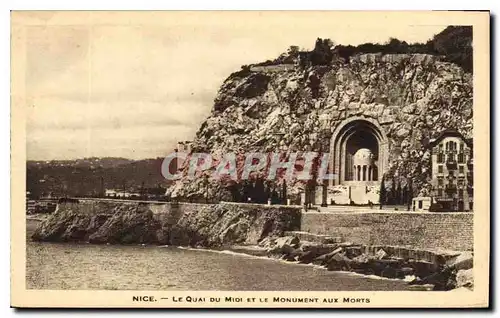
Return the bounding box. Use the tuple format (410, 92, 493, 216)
(428, 130, 473, 211)
(104, 189, 141, 198)
(308, 119, 473, 210)
(177, 141, 192, 154)
(168, 141, 193, 177)
(412, 197, 432, 212)
(315, 117, 388, 205)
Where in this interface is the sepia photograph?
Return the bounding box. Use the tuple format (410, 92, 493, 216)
(10, 10, 490, 308)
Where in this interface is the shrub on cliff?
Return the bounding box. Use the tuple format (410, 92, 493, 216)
(333, 26, 472, 72)
(430, 26, 473, 72)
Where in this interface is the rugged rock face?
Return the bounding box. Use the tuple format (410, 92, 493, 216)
(165, 202, 301, 247)
(32, 202, 162, 244)
(31, 201, 301, 247)
(168, 52, 472, 201)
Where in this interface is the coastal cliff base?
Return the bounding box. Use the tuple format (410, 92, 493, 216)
(31, 200, 301, 247)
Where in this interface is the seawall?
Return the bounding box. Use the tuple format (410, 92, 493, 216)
(31, 199, 473, 251)
(31, 200, 302, 247)
(301, 211, 473, 251)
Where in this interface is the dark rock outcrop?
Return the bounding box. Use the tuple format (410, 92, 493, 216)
(260, 236, 472, 290)
(31, 201, 301, 248)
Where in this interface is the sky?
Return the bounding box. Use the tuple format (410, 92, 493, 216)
(15, 11, 447, 160)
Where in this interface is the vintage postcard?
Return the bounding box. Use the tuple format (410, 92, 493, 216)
(11, 11, 490, 308)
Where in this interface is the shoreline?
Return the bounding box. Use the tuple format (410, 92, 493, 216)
(176, 245, 417, 283)
(26, 206, 474, 292)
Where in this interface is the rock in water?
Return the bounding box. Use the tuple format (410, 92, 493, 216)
(456, 268, 474, 289)
(446, 251, 473, 271)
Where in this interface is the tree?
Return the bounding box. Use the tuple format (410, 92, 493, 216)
(311, 38, 334, 65)
(402, 184, 408, 207)
(379, 176, 386, 209)
(407, 180, 414, 211)
(281, 180, 288, 204)
(242, 180, 253, 203)
(396, 180, 402, 205)
(287, 45, 300, 55)
(430, 26, 472, 72)
(390, 178, 397, 205)
(264, 181, 272, 203)
(270, 187, 280, 205)
(253, 177, 266, 204)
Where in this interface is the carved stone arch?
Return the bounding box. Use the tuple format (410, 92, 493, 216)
(329, 116, 389, 186)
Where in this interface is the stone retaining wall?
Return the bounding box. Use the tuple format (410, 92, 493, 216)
(301, 212, 473, 251)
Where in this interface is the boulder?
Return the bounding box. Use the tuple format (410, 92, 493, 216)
(258, 236, 276, 249)
(456, 268, 473, 289)
(312, 247, 343, 265)
(300, 242, 339, 255)
(348, 254, 375, 274)
(345, 246, 363, 258)
(326, 253, 352, 271)
(374, 248, 388, 260)
(297, 251, 317, 264)
(267, 243, 294, 256)
(410, 267, 457, 291)
(409, 260, 439, 279)
(281, 248, 301, 261)
(446, 251, 473, 271)
(274, 235, 300, 249)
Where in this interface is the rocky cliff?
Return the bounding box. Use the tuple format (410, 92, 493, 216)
(167, 51, 472, 201)
(31, 201, 301, 247)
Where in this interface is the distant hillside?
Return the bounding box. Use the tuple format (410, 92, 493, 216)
(27, 157, 171, 198)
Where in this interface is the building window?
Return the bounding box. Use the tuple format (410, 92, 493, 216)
(459, 165, 465, 173)
(437, 189, 443, 197)
(438, 178, 444, 186)
(458, 179, 464, 187)
(418, 201, 423, 209)
(438, 165, 443, 173)
(458, 152, 465, 163)
(437, 153, 444, 163)
(458, 189, 464, 197)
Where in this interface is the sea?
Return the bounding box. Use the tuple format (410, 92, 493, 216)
(26, 219, 410, 291)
